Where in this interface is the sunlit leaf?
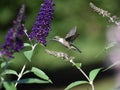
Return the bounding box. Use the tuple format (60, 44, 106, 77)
(15, 78, 50, 84)
(89, 68, 101, 81)
(1, 61, 12, 68)
(3, 82, 16, 90)
(65, 81, 88, 90)
(24, 50, 33, 61)
(24, 43, 32, 47)
(31, 67, 52, 83)
(74, 63, 82, 68)
(1, 62, 6, 68)
(2, 69, 18, 76)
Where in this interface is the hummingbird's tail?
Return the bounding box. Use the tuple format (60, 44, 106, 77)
(70, 43, 82, 53)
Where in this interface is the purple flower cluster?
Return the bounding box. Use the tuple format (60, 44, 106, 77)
(29, 0, 55, 46)
(0, 4, 25, 58)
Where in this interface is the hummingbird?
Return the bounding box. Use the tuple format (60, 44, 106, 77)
(52, 26, 82, 53)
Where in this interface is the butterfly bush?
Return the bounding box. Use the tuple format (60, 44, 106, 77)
(0, 4, 25, 58)
(29, 0, 55, 46)
(0, 1, 117, 90)
(0, 1, 55, 89)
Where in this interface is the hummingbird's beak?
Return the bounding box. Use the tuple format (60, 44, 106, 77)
(47, 38, 54, 43)
(49, 39, 54, 41)
(52, 38, 55, 41)
(48, 37, 56, 42)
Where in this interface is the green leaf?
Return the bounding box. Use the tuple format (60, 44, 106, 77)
(15, 78, 50, 84)
(2, 69, 18, 76)
(65, 81, 88, 90)
(24, 50, 33, 61)
(31, 67, 52, 83)
(38, 43, 45, 47)
(24, 43, 31, 47)
(23, 44, 37, 61)
(89, 68, 101, 81)
(1, 62, 6, 68)
(3, 82, 16, 90)
(74, 63, 82, 68)
(1, 61, 12, 68)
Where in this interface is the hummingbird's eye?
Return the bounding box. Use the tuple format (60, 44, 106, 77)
(54, 36, 58, 39)
(52, 36, 58, 40)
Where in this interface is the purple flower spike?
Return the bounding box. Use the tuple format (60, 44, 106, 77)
(0, 4, 26, 58)
(29, 0, 55, 46)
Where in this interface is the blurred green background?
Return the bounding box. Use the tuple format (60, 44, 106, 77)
(0, 0, 119, 90)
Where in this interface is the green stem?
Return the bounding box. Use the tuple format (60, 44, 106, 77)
(24, 29, 33, 45)
(70, 60, 95, 90)
(91, 82, 95, 90)
(15, 62, 27, 87)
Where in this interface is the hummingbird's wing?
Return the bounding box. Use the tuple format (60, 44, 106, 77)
(65, 26, 79, 42)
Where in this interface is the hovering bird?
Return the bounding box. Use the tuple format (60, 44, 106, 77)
(52, 26, 81, 53)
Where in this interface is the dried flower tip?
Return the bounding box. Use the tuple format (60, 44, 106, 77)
(89, 2, 119, 26)
(89, 2, 111, 17)
(13, 4, 26, 31)
(45, 49, 75, 61)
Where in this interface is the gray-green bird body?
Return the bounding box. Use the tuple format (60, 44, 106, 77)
(53, 26, 81, 53)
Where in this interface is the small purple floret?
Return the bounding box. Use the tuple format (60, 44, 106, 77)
(0, 4, 25, 58)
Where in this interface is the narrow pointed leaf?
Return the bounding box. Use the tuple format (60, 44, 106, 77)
(15, 78, 50, 84)
(24, 43, 31, 47)
(24, 50, 33, 61)
(89, 68, 101, 81)
(1, 62, 6, 68)
(3, 82, 16, 90)
(2, 69, 18, 76)
(74, 63, 82, 68)
(65, 81, 88, 90)
(31, 67, 52, 83)
(1, 61, 12, 68)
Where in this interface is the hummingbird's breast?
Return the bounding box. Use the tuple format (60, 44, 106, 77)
(59, 38, 71, 49)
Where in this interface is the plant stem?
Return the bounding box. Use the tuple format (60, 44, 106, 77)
(70, 60, 95, 90)
(15, 62, 27, 87)
(24, 29, 33, 45)
(91, 82, 95, 90)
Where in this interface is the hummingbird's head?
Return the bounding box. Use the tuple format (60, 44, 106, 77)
(52, 36, 61, 41)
